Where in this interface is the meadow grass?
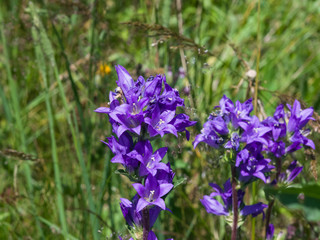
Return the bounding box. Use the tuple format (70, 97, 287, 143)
(0, 0, 319, 239)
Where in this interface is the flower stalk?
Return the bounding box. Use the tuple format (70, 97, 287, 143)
(142, 208, 150, 240)
(231, 166, 238, 240)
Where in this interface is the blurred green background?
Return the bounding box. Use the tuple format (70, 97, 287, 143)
(0, 0, 320, 239)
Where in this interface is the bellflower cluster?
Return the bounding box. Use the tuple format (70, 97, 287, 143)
(200, 179, 267, 221)
(194, 95, 314, 238)
(260, 100, 314, 237)
(96, 65, 196, 240)
(262, 100, 314, 185)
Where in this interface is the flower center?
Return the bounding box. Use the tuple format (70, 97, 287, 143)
(131, 103, 139, 115)
(145, 190, 155, 202)
(146, 157, 156, 168)
(156, 119, 165, 130)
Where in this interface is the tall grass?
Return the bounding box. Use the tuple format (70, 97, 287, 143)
(31, 20, 68, 238)
(0, 5, 44, 239)
(29, 2, 98, 239)
(0, 0, 319, 239)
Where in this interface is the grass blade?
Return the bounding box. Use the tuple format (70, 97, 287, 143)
(38, 217, 78, 240)
(31, 24, 69, 238)
(28, 2, 99, 239)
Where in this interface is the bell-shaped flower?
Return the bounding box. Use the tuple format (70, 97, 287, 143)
(266, 224, 274, 240)
(262, 116, 286, 141)
(240, 202, 268, 217)
(236, 149, 274, 183)
(193, 116, 228, 148)
(145, 105, 177, 137)
(287, 129, 315, 151)
(155, 162, 175, 184)
(102, 132, 133, 164)
(144, 75, 164, 98)
(287, 100, 314, 131)
(94, 91, 120, 115)
(267, 140, 286, 158)
(119, 194, 162, 228)
(115, 65, 135, 100)
(132, 174, 173, 212)
(147, 231, 174, 240)
(127, 140, 169, 176)
(169, 113, 197, 140)
(218, 95, 234, 114)
(108, 97, 149, 137)
(193, 128, 224, 149)
(276, 160, 303, 185)
(158, 79, 184, 111)
(225, 132, 241, 151)
(240, 116, 271, 146)
(201, 179, 267, 218)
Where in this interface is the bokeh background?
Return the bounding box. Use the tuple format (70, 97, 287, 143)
(1, 0, 320, 239)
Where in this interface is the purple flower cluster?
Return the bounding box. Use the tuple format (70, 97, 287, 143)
(97, 65, 196, 239)
(194, 95, 314, 234)
(262, 100, 314, 186)
(95, 65, 195, 141)
(200, 179, 267, 218)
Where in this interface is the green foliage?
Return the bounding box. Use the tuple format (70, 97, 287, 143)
(265, 183, 320, 222)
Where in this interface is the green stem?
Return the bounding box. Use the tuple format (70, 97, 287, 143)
(231, 166, 238, 240)
(251, 0, 261, 238)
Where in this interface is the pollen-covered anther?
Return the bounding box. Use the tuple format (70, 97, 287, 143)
(156, 119, 165, 129)
(131, 103, 139, 114)
(145, 190, 155, 202)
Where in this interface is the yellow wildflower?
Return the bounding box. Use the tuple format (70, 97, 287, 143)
(97, 63, 111, 76)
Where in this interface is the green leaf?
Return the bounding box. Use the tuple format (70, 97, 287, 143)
(115, 169, 140, 183)
(265, 183, 320, 222)
(173, 177, 186, 189)
(38, 217, 78, 240)
(0, 212, 9, 222)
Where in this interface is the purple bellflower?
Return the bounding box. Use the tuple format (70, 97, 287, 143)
(145, 106, 178, 138)
(120, 194, 162, 228)
(96, 65, 192, 240)
(239, 116, 271, 146)
(132, 174, 173, 212)
(155, 162, 175, 184)
(236, 148, 274, 183)
(147, 231, 174, 240)
(193, 116, 228, 149)
(266, 224, 274, 240)
(200, 179, 267, 218)
(96, 65, 196, 140)
(126, 140, 169, 176)
(194, 95, 258, 150)
(274, 160, 303, 185)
